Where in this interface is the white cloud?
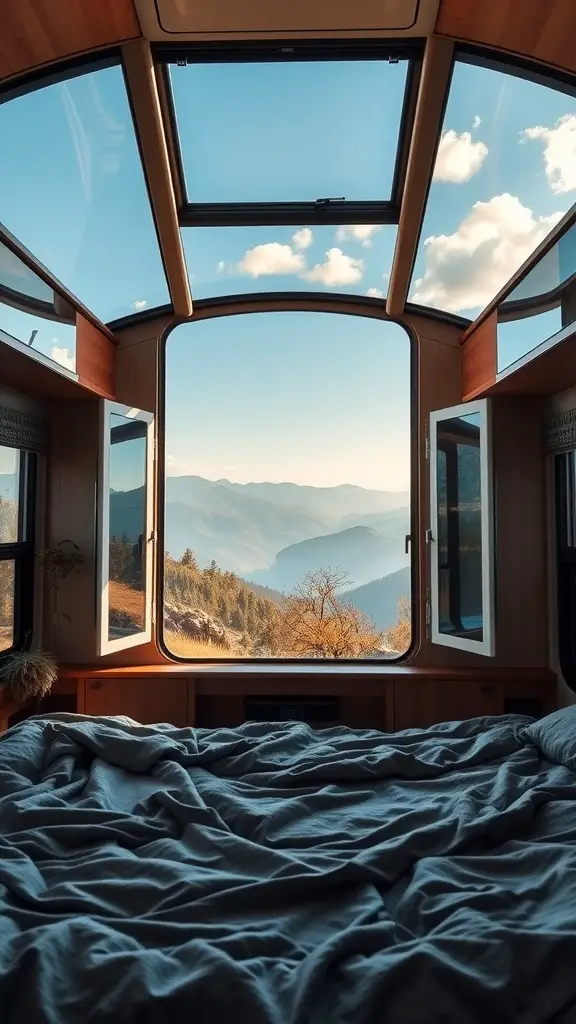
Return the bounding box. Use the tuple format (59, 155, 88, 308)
(216, 260, 226, 273)
(335, 224, 382, 247)
(303, 248, 364, 287)
(166, 454, 193, 476)
(472, 115, 481, 130)
(130, 299, 148, 311)
(366, 287, 385, 298)
(292, 227, 313, 250)
(412, 193, 563, 313)
(237, 242, 305, 277)
(523, 114, 576, 193)
(433, 129, 488, 184)
(50, 345, 75, 371)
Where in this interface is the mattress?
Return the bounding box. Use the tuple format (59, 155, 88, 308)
(1, 709, 576, 1022)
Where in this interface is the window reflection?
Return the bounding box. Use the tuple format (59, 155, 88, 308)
(436, 412, 483, 640)
(108, 415, 147, 641)
(497, 221, 576, 372)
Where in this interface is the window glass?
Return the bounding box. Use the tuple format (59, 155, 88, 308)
(0, 65, 169, 323)
(164, 311, 411, 661)
(0, 445, 35, 655)
(0, 238, 54, 307)
(0, 448, 19, 544)
(182, 224, 397, 299)
(431, 406, 492, 655)
(410, 59, 576, 319)
(170, 60, 409, 203)
(108, 414, 147, 641)
(0, 560, 15, 653)
(497, 221, 576, 371)
(0, 301, 76, 372)
(555, 451, 576, 690)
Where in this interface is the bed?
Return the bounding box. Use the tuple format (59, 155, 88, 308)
(1, 709, 576, 1023)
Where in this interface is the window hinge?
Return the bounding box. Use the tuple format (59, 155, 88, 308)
(425, 588, 431, 639)
(424, 427, 430, 461)
(425, 527, 433, 545)
(152, 436, 157, 461)
(151, 599, 156, 625)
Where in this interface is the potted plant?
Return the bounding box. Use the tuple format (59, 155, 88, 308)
(0, 649, 57, 702)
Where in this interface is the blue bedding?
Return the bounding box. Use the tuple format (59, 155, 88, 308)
(1, 710, 576, 1022)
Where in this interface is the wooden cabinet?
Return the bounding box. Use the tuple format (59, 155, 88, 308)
(394, 679, 500, 732)
(84, 677, 189, 727)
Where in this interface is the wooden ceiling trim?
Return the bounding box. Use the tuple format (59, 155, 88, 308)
(435, 0, 576, 75)
(0, 0, 142, 82)
(386, 35, 454, 318)
(122, 39, 193, 317)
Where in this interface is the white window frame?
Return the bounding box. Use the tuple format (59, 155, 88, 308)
(429, 398, 495, 657)
(96, 400, 155, 656)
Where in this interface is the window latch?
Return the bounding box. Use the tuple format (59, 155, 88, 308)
(425, 528, 434, 545)
(404, 534, 411, 554)
(314, 197, 346, 207)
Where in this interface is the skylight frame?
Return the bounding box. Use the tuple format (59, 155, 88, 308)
(155, 40, 422, 229)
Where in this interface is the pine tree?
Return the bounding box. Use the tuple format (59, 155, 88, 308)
(180, 548, 198, 571)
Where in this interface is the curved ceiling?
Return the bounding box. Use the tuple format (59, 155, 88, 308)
(0, 0, 573, 352)
(0, 0, 574, 84)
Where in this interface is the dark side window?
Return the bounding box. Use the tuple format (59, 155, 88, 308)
(555, 450, 576, 689)
(0, 445, 36, 655)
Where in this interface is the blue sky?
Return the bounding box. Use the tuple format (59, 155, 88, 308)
(0, 54, 574, 478)
(165, 312, 411, 490)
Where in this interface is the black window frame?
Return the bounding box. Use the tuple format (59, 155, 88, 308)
(0, 447, 37, 657)
(154, 39, 423, 228)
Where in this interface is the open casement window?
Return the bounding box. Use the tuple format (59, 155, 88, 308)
(429, 399, 495, 657)
(97, 402, 155, 656)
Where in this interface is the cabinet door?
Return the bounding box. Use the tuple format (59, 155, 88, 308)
(394, 679, 500, 731)
(85, 678, 188, 726)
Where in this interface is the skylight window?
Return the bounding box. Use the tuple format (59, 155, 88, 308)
(181, 224, 397, 298)
(0, 62, 170, 324)
(410, 57, 576, 320)
(168, 59, 409, 205)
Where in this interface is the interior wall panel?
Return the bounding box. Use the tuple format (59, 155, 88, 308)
(436, 0, 576, 74)
(0, 0, 141, 80)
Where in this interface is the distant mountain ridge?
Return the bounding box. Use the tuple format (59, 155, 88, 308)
(342, 567, 411, 630)
(110, 475, 410, 620)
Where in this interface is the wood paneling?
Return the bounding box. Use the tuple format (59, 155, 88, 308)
(436, 0, 576, 74)
(387, 36, 454, 317)
(461, 311, 497, 400)
(122, 41, 192, 317)
(75, 314, 116, 399)
(0, 0, 141, 79)
(84, 677, 188, 725)
(394, 679, 501, 730)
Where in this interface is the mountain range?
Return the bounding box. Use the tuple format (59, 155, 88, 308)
(110, 474, 411, 628)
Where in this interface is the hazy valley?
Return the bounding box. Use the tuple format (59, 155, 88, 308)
(106, 474, 411, 658)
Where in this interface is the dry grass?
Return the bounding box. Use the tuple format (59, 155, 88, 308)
(164, 629, 242, 659)
(109, 580, 145, 620)
(0, 626, 13, 653)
